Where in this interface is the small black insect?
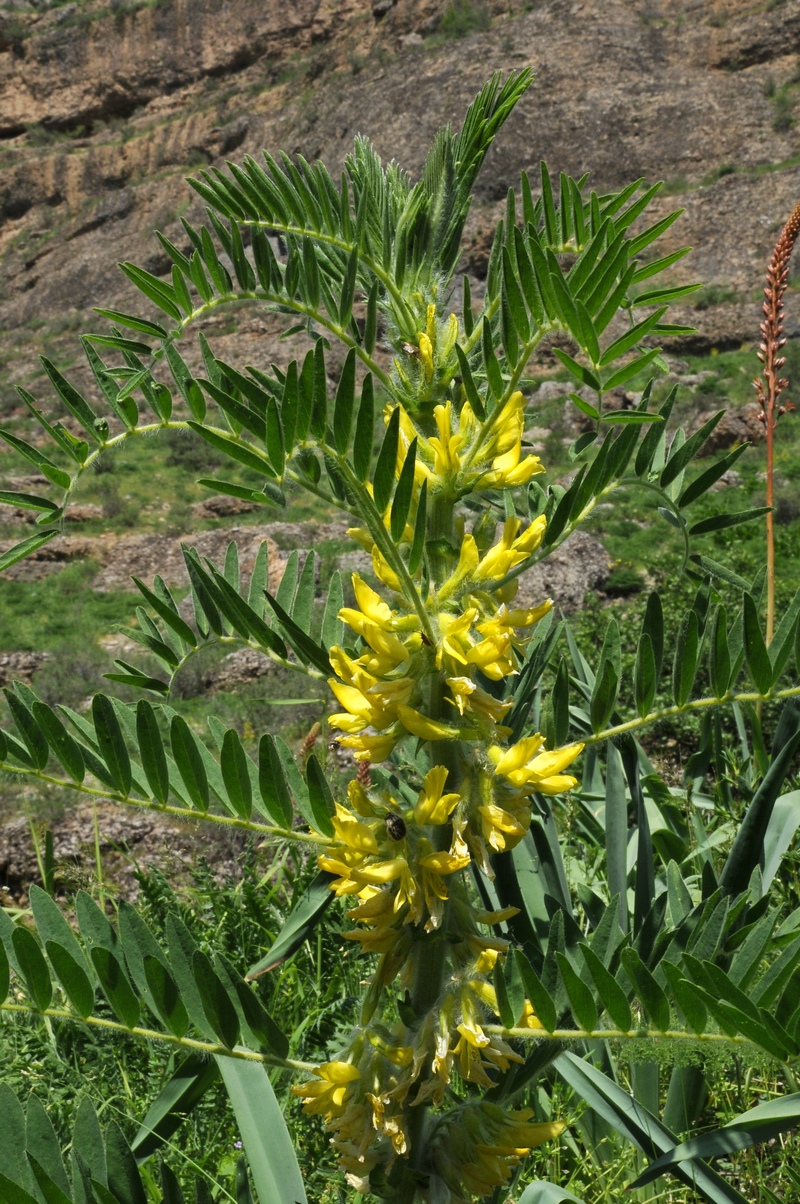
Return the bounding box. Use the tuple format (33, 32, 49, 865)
(384, 813, 407, 841)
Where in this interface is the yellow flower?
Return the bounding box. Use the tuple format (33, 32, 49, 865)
(429, 401, 464, 477)
(492, 738, 584, 794)
(331, 802, 380, 855)
(292, 1061, 361, 1119)
(338, 730, 400, 762)
(396, 703, 461, 741)
(372, 545, 403, 590)
(413, 765, 460, 825)
(478, 802, 528, 852)
(475, 515, 547, 582)
(437, 533, 480, 601)
(446, 676, 513, 722)
(418, 332, 434, 379)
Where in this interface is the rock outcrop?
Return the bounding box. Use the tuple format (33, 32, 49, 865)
(0, 0, 798, 394)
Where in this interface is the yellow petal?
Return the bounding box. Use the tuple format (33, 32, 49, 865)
(396, 704, 460, 741)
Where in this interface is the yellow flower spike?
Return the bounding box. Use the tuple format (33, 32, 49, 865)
(495, 740, 585, 790)
(418, 331, 434, 379)
(327, 681, 378, 724)
(338, 613, 410, 665)
(328, 711, 368, 735)
(414, 765, 460, 825)
(346, 887, 394, 921)
(346, 526, 375, 553)
(492, 734, 545, 775)
(497, 600, 553, 629)
(354, 858, 410, 886)
(475, 516, 522, 581)
(396, 703, 461, 741)
(473, 905, 520, 926)
(419, 846, 471, 875)
(445, 675, 474, 716)
(347, 779, 376, 818)
(537, 772, 581, 795)
(366, 1033, 415, 1068)
(481, 391, 526, 459)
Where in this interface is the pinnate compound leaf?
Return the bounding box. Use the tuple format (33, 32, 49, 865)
(31, 702, 84, 782)
(514, 949, 557, 1033)
(143, 954, 189, 1038)
(221, 728, 253, 821)
(136, 700, 170, 805)
(170, 715, 209, 811)
(672, 609, 699, 707)
(257, 734, 293, 828)
(580, 945, 632, 1032)
(305, 754, 335, 836)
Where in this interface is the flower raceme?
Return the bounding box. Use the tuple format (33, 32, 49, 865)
(296, 392, 581, 1198)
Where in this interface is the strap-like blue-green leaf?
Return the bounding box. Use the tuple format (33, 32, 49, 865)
(556, 1052, 747, 1203)
(216, 1059, 307, 1204)
(632, 1091, 800, 1190)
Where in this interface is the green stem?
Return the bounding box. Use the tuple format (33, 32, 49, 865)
(583, 683, 800, 746)
(0, 768, 330, 844)
(487, 1025, 774, 1052)
(59, 421, 347, 518)
(173, 289, 392, 388)
(332, 454, 436, 644)
(238, 219, 417, 333)
(0, 1002, 316, 1069)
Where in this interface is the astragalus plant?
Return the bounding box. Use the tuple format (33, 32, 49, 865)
(2, 71, 800, 1204)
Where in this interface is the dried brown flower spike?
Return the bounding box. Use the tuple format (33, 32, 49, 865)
(754, 199, 800, 645)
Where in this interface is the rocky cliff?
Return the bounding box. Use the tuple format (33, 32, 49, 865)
(0, 0, 798, 410)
